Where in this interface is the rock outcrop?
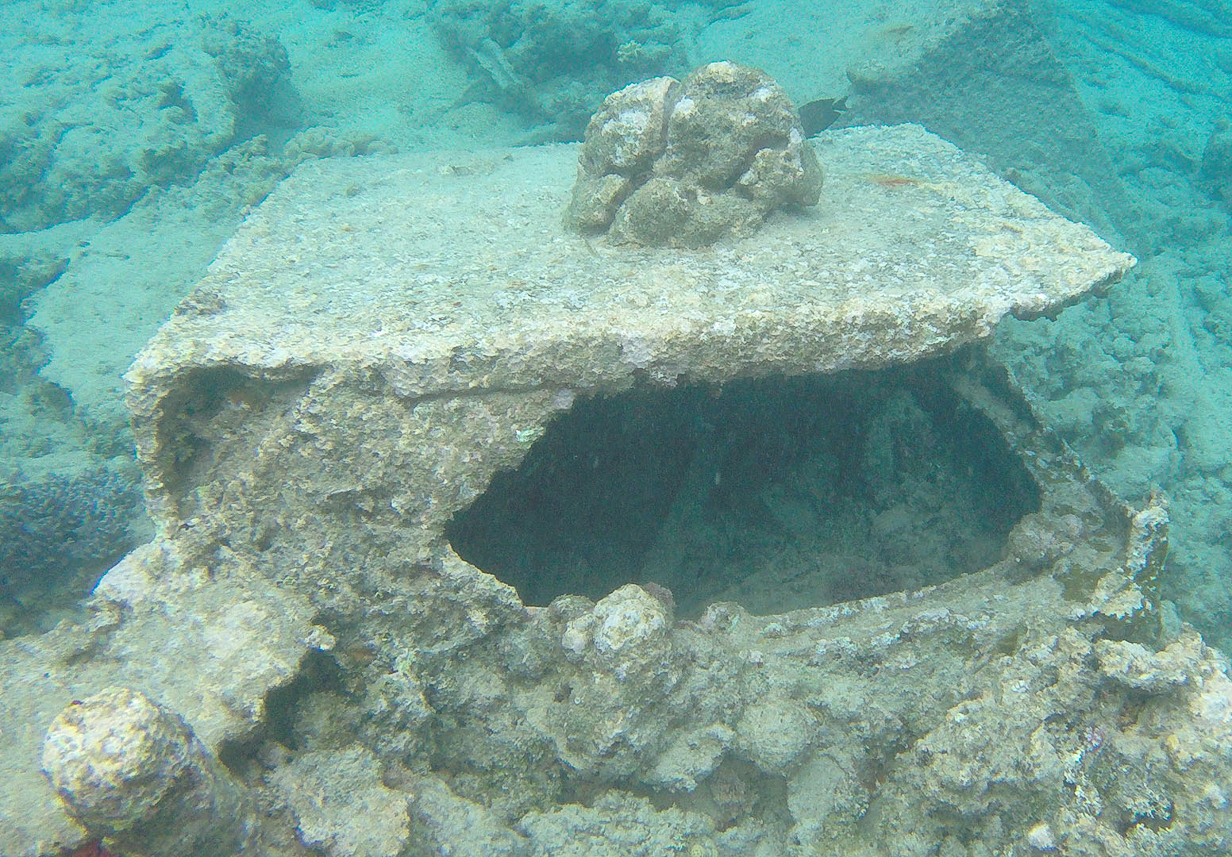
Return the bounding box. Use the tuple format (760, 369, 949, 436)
(566, 62, 823, 247)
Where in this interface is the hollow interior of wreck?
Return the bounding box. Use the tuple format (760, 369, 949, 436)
(448, 359, 1040, 617)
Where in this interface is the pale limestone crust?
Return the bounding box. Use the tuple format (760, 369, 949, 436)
(66, 126, 1232, 857)
(644, 725, 733, 791)
(271, 746, 410, 857)
(1095, 631, 1203, 693)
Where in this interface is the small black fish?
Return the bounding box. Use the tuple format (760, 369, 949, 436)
(798, 95, 849, 137)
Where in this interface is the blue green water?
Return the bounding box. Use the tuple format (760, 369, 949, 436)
(3, 0, 1232, 853)
(5, 0, 1228, 646)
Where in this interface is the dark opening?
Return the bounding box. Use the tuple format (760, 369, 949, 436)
(447, 361, 1039, 616)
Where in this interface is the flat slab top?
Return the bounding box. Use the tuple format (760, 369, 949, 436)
(130, 124, 1133, 396)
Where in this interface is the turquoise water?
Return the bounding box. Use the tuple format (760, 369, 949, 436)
(6, 0, 1228, 647)
(3, 0, 1232, 854)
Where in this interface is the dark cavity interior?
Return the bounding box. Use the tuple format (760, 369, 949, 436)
(447, 362, 1039, 616)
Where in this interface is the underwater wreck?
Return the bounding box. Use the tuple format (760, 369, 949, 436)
(3, 65, 1230, 857)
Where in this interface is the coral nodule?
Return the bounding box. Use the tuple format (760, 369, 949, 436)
(565, 61, 823, 248)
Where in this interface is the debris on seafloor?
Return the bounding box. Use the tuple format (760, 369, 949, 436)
(6, 112, 1227, 857)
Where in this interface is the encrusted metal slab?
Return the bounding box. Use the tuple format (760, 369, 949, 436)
(126, 124, 1133, 540)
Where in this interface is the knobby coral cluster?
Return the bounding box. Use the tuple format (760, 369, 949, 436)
(565, 61, 823, 247)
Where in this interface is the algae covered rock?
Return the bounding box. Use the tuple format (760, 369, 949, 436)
(271, 745, 410, 857)
(565, 61, 823, 247)
(42, 686, 261, 856)
(430, 0, 688, 137)
(1, 14, 300, 234)
(552, 585, 682, 780)
(40, 124, 1154, 857)
(734, 695, 817, 772)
